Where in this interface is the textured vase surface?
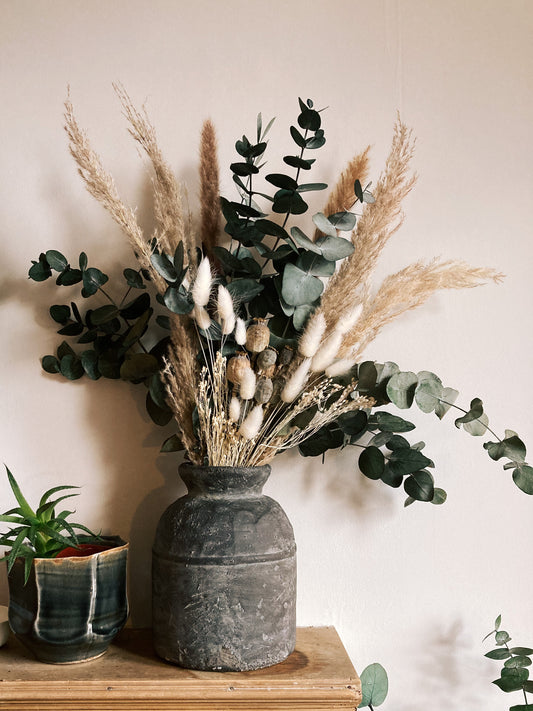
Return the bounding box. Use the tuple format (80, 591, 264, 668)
(7, 537, 128, 664)
(152, 463, 296, 671)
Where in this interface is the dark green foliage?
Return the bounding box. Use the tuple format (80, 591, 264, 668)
(484, 616, 533, 708)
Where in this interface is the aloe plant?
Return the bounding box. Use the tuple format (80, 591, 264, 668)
(0, 466, 100, 582)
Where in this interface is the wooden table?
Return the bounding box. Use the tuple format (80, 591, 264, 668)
(0, 626, 362, 710)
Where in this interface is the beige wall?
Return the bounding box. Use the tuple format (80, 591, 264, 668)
(1, 1, 532, 707)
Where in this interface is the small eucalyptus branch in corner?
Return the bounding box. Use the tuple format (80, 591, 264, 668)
(484, 615, 533, 710)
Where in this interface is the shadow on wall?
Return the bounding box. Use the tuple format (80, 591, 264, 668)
(398, 618, 490, 711)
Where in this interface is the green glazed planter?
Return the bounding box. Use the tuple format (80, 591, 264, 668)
(7, 536, 128, 664)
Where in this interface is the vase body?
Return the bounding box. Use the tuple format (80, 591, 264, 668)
(7, 537, 128, 664)
(152, 463, 296, 671)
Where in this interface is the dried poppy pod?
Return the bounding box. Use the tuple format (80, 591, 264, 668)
(226, 351, 251, 384)
(279, 345, 295, 367)
(256, 346, 277, 372)
(245, 318, 270, 353)
(254, 376, 274, 404)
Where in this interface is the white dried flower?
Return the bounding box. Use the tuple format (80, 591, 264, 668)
(310, 329, 344, 373)
(325, 358, 356, 378)
(235, 317, 247, 346)
(229, 396, 241, 423)
(193, 304, 211, 330)
(280, 358, 311, 403)
(239, 367, 256, 400)
(192, 256, 212, 307)
(238, 404, 264, 440)
(217, 285, 236, 335)
(298, 312, 327, 358)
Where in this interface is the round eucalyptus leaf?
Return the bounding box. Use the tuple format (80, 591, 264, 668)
(120, 354, 159, 382)
(59, 354, 84, 381)
(123, 268, 145, 290)
(415, 377, 444, 413)
(290, 226, 322, 254)
(374, 411, 416, 433)
(431, 487, 447, 505)
(338, 410, 367, 436)
(82, 267, 108, 296)
(272, 190, 308, 215)
(504, 655, 532, 669)
(463, 412, 489, 436)
(78, 252, 88, 271)
(42, 355, 60, 374)
(290, 125, 307, 148)
(281, 263, 324, 306)
(160, 434, 184, 453)
(434, 387, 460, 419)
(265, 173, 298, 191)
(283, 155, 313, 171)
(404, 471, 435, 502)
(90, 305, 119, 326)
(230, 162, 259, 177)
(226, 278, 264, 303)
(57, 268, 83, 286)
(151, 253, 177, 282)
(57, 321, 84, 337)
(328, 211, 357, 231)
(312, 212, 337, 238)
(146, 392, 173, 426)
(163, 286, 194, 315)
(389, 448, 433, 476)
(297, 107, 321, 131)
(360, 663, 389, 707)
(45, 250, 68, 271)
(358, 446, 385, 480)
(512, 464, 533, 495)
(386, 371, 418, 409)
(80, 350, 100, 380)
(29, 256, 52, 282)
(296, 252, 336, 277)
(120, 292, 151, 320)
(296, 182, 328, 193)
(292, 304, 313, 332)
(485, 648, 512, 660)
(50, 304, 71, 324)
(315, 235, 355, 260)
(57, 341, 75, 359)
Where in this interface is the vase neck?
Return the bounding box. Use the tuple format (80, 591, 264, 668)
(179, 464, 271, 496)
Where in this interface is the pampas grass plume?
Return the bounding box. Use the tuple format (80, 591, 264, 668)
(193, 305, 211, 330)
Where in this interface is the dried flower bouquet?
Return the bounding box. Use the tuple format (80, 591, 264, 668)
(29, 88, 533, 504)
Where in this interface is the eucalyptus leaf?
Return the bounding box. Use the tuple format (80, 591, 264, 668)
(50, 304, 71, 324)
(328, 211, 357, 231)
(386, 371, 418, 409)
(404, 471, 435, 502)
(281, 263, 324, 306)
(359, 447, 385, 480)
(120, 354, 159, 381)
(45, 250, 68, 271)
(123, 268, 146, 290)
(360, 663, 388, 707)
(512, 464, 533, 495)
(315, 234, 355, 260)
(312, 212, 337, 237)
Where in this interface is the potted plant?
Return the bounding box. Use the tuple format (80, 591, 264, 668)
(0, 466, 128, 664)
(27, 89, 532, 670)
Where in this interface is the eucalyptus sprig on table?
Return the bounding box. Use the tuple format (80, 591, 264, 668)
(484, 615, 533, 710)
(0, 466, 101, 583)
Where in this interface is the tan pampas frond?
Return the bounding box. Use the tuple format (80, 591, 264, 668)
(63, 97, 170, 292)
(163, 317, 201, 463)
(339, 259, 504, 360)
(113, 83, 197, 275)
(315, 116, 416, 334)
(199, 119, 221, 263)
(313, 145, 371, 241)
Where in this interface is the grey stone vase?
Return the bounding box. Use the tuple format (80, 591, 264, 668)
(152, 463, 296, 671)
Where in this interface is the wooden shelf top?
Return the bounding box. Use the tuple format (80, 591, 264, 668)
(0, 626, 362, 710)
